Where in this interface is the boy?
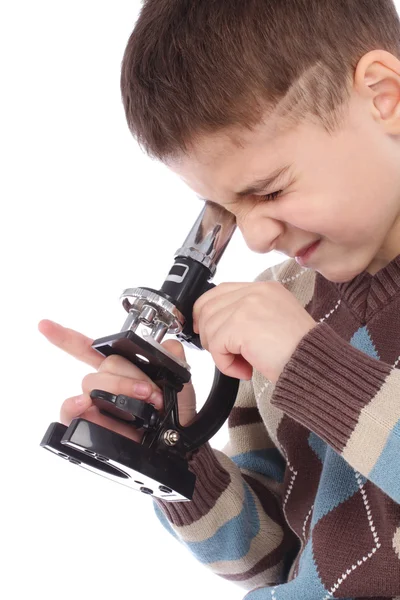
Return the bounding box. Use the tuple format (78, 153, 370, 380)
(40, 1, 400, 598)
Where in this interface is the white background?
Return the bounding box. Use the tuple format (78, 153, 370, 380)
(2, 2, 399, 599)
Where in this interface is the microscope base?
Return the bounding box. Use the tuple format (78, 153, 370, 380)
(41, 419, 195, 501)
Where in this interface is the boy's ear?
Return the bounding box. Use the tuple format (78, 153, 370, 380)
(354, 49, 400, 134)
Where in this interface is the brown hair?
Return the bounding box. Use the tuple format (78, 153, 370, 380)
(120, 0, 400, 162)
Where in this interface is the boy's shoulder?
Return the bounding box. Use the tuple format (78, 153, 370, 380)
(254, 257, 317, 307)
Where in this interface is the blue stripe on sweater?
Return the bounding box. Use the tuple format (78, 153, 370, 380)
(309, 441, 365, 528)
(308, 431, 327, 462)
(153, 501, 180, 542)
(368, 418, 400, 503)
(244, 537, 328, 599)
(231, 449, 286, 483)
(154, 482, 260, 564)
(187, 482, 259, 563)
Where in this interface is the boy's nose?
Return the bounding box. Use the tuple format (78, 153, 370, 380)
(239, 215, 283, 254)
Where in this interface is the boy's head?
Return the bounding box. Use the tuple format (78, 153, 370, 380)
(120, 0, 400, 283)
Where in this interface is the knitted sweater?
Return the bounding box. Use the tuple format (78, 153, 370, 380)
(153, 256, 400, 600)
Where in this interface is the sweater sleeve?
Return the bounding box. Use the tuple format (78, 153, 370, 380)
(272, 321, 400, 504)
(152, 377, 299, 591)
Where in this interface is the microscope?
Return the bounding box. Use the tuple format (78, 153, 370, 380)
(41, 203, 239, 502)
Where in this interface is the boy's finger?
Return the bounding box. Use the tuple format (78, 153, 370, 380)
(97, 354, 159, 387)
(38, 319, 103, 369)
(60, 394, 93, 425)
(60, 397, 142, 443)
(81, 372, 163, 410)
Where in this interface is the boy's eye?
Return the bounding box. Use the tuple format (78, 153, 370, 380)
(260, 190, 282, 202)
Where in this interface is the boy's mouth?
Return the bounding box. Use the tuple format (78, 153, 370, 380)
(295, 240, 321, 265)
(295, 240, 321, 258)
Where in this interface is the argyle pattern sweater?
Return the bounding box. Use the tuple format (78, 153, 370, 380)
(153, 256, 400, 600)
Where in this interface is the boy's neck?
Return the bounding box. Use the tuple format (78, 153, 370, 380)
(366, 215, 400, 275)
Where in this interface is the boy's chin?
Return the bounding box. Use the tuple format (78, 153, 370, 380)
(313, 247, 392, 282)
(315, 262, 367, 283)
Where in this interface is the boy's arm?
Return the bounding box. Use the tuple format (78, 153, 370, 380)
(152, 377, 299, 591)
(272, 322, 400, 504)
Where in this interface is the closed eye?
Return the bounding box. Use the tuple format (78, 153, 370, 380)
(260, 190, 283, 202)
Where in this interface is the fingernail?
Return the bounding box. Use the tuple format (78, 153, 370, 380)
(133, 383, 151, 397)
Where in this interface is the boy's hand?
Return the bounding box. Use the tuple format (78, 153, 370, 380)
(193, 281, 316, 384)
(38, 320, 197, 443)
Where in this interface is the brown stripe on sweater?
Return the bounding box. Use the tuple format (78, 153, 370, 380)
(272, 323, 392, 452)
(229, 406, 263, 428)
(365, 295, 400, 367)
(356, 596, 400, 599)
(242, 473, 287, 526)
(310, 274, 360, 335)
(307, 275, 340, 321)
(335, 254, 400, 322)
(312, 480, 400, 597)
(336, 276, 372, 322)
(154, 442, 231, 526)
(221, 514, 299, 582)
(276, 416, 323, 538)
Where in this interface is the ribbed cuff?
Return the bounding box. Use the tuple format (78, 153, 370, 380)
(271, 323, 392, 453)
(153, 442, 231, 526)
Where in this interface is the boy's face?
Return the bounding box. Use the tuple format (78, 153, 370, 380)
(166, 55, 400, 283)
